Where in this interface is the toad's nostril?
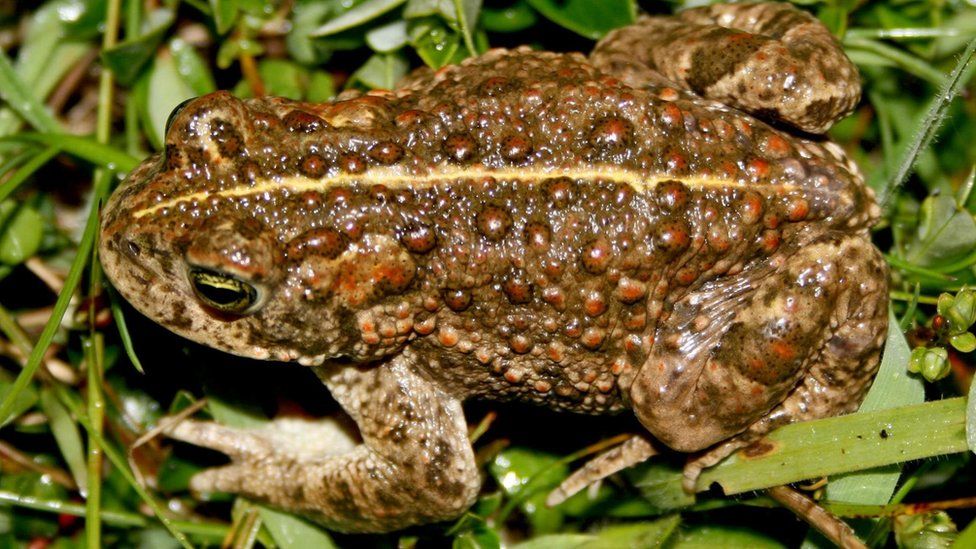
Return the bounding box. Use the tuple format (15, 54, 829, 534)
(126, 240, 141, 257)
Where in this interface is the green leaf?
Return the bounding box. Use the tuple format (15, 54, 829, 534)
(59, 0, 110, 40)
(0, 369, 38, 427)
(306, 72, 336, 102)
(169, 38, 217, 95)
(674, 525, 786, 548)
(524, 0, 636, 40)
(2, 133, 139, 173)
(349, 52, 409, 89)
(0, 49, 60, 133)
(481, 1, 537, 32)
(452, 524, 502, 549)
(702, 398, 968, 496)
(404, 0, 480, 55)
(210, 0, 239, 34)
(101, 8, 175, 86)
(958, 514, 976, 548)
(312, 0, 407, 37)
(950, 332, 976, 353)
(968, 373, 976, 456)
(257, 505, 337, 549)
(489, 447, 566, 535)
(805, 310, 925, 546)
(141, 49, 198, 149)
(511, 534, 594, 549)
(0, 2, 89, 137)
(581, 516, 681, 548)
(906, 194, 976, 267)
(0, 201, 43, 266)
(39, 388, 88, 494)
(257, 59, 306, 100)
(409, 17, 464, 68)
(366, 20, 409, 52)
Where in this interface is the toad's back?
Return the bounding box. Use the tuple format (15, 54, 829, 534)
(104, 49, 877, 413)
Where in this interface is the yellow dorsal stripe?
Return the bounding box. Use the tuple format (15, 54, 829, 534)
(132, 165, 806, 219)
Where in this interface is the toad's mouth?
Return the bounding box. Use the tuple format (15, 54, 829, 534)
(130, 164, 818, 219)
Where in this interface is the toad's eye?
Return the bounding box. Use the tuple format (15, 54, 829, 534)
(189, 268, 260, 315)
(165, 97, 196, 136)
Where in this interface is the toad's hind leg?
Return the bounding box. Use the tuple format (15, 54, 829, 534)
(629, 232, 887, 463)
(166, 353, 480, 533)
(590, 2, 860, 133)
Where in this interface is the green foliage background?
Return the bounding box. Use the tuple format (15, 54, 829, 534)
(0, 0, 975, 547)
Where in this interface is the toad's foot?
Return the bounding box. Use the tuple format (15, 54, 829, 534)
(546, 435, 659, 507)
(166, 354, 480, 533)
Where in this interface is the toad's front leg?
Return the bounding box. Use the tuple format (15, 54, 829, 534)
(166, 353, 480, 533)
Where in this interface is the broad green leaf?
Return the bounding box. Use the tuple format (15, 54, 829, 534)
(366, 20, 409, 52)
(702, 398, 968, 496)
(312, 0, 407, 37)
(169, 38, 216, 95)
(525, 0, 636, 39)
(306, 72, 336, 102)
(404, 0, 481, 54)
(210, 0, 239, 34)
(409, 17, 464, 68)
(141, 49, 197, 149)
(481, 1, 537, 32)
(511, 534, 594, 549)
(957, 517, 976, 548)
(288, 1, 367, 65)
(967, 373, 975, 456)
(906, 194, 976, 267)
(0, 201, 43, 266)
(39, 388, 88, 494)
(101, 8, 175, 85)
(804, 311, 923, 547)
(626, 458, 696, 513)
(581, 516, 681, 548)
(674, 525, 786, 549)
(59, 0, 110, 40)
(452, 524, 502, 549)
(490, 447, 567, 534)
(349, 52, 409, 89)
(257, 505, 337, 549)
(258, 59, 306, 99)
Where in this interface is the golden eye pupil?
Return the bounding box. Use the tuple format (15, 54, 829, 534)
(189, 268, 257, 313)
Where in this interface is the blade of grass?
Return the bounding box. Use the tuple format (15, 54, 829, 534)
(0, 489, 241, 540)
(0, 133, 140, 173)
(50, 383, 193, 549)
(39, 388, 88, 494)
(699, 398, 967, 495)
(84, 334, 106, 549)
(452, 0, 478, 56)
(108, 287, 145, 374)
(878, 36, 976, 205)
(0, 146, 61, 204)
(0, 49, 61, 133)
(0, 194, 100, 426)
(844, 37, 948, 86)
(86, 0, 122, 543)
